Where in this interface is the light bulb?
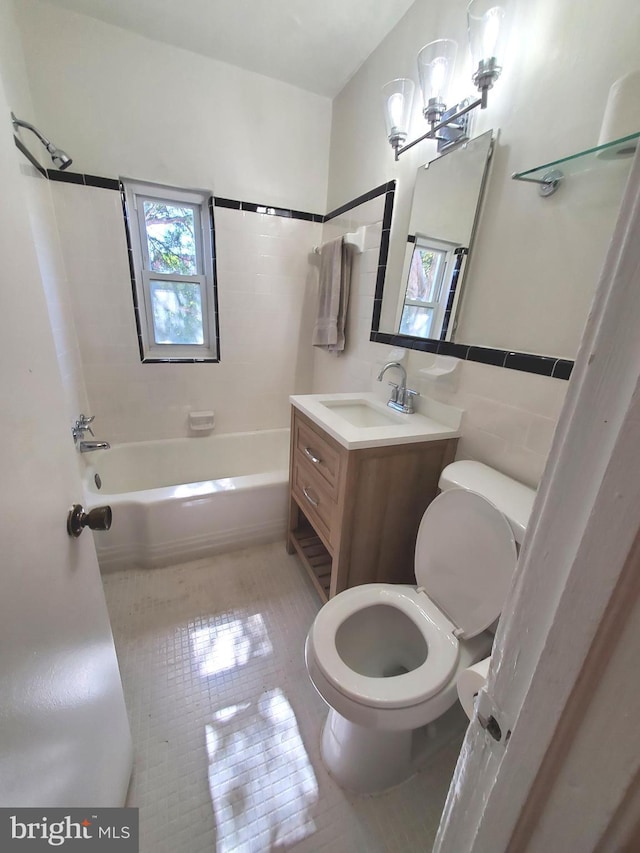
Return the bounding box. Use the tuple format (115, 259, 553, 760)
(482, 6, 503, 60)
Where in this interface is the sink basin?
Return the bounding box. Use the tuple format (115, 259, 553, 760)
(320, 399, 401, 428)
(290, 392, 463, 450)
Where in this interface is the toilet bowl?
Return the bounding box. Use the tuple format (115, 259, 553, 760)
(305, 461, 535, 794)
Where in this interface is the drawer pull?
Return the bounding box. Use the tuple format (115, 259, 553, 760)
(303, 447, 322, 464)
(303, 486, 319, 507)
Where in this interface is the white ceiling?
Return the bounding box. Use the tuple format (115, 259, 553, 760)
(35, 0, 417, 97)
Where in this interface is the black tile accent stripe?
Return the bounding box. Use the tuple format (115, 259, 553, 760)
(120, 184, 145, 363)
(325, 181, 394, 222)
(213, 196, 321, 221)
(213, 197, 241, 210)
(505, 351, 556, 376)
(370, 327, 574, 379)
(84, 174, 120, 190)
(13, 136, 47, 176)
(47, 169, 84, 184)
(468, 346, 507, 367)
(552, 359, 574, 380)
(208, 197, 222, 363)
(13, 138, 573, 381)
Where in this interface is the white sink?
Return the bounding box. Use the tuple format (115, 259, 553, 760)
(319, 399, 403, 428)
(290, 392, 463, 450)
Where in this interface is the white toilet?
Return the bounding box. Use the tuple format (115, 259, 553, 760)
(305, 461, 535, 794)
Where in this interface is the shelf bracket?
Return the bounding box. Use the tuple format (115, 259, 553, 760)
(512, 168, 563, 197)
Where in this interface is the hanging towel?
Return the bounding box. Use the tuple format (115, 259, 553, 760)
(312, 236, 352, 353)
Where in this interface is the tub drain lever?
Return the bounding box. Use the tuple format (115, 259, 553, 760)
(67, 503, 112, 538)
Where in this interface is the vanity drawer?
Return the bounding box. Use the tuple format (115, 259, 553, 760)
(294, 415, 342, 498)
(292, 453, 337, 545)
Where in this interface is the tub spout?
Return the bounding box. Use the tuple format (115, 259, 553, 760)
(79, 440, 110, 453)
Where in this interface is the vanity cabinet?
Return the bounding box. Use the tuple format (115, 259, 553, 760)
(286, 406, 458, 601)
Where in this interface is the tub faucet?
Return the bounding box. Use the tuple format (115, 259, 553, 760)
(72, 414, 110, 452)
(79, 440, 111, 453)
(377, 362, 420, 414)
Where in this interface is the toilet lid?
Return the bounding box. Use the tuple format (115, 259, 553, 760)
(415, 489, 517, 639)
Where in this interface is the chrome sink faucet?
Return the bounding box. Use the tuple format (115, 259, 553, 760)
(72, 414, 110, 452)
(377, 362, 420, 414)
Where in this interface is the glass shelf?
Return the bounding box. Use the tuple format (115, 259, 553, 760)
(512, 131, 640, 196)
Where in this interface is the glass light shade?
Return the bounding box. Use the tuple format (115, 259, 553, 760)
(381, 78, 415, 148)
(417, 40, 457, 123)
(467, 0, 512, 90)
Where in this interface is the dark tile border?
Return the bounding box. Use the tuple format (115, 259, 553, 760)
(120, 183, 221, 364)
(214, 196, 322, 221)
(16, 136, 573, 381)
(369, 331, 574, 380)
(324, 181, 394, 222)
(13, 136, 47, 176)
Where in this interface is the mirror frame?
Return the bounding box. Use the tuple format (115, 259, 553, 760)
(368, 150, 574, 382)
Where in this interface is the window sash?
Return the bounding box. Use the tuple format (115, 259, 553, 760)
(124, 179, 218, 362)
(141, 271, 211, 355)
(136, 196, 204, 277)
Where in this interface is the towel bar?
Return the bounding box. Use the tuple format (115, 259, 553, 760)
(313, 226, 365, 255)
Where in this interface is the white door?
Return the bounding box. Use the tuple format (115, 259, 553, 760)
(0, 73, 132, 806)
(434, 153, 640, 850)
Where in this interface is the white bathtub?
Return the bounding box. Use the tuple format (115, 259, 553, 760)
(82, 429, 290, 571)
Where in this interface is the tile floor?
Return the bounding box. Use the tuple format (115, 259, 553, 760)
(102, 542, 468, 853)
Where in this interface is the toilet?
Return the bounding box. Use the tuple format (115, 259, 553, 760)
(305, 461, 536, 794)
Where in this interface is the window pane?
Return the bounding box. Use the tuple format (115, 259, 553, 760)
(399, 305, 434, 337)
(407, 246, 447, 303)
(150, 280, 204, 345)
(144, 201, 198, 274)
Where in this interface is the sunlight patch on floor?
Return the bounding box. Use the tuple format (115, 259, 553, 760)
(190, 612, 272, 678)
(206, 689, 318, 852)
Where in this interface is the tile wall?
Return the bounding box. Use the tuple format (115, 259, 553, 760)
(52, 181, 321, 443)
(311, 195, 568, 489)
(21, 165, 89, 421)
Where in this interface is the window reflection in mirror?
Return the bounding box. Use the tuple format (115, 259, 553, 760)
(398, 236, 461, 340)
(384, 130, 493, 342)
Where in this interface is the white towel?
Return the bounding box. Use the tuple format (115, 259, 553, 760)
(312, 236, 352, 353)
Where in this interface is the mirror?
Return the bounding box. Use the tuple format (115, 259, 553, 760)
(377, 130, 494, 343)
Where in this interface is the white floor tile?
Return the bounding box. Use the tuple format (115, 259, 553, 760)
(103, 542, 466, 853)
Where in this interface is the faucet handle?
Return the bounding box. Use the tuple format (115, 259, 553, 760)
(78, 413, 95, 426)
(387, 381, 399, 402)
(405, 388, 420, 413)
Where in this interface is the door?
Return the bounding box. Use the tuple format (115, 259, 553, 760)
(0, 72, 132, 806)
(434, 152, 640, 850)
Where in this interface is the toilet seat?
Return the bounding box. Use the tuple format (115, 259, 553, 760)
(308, 584, 460, 709)
(414, 488, 518, 638)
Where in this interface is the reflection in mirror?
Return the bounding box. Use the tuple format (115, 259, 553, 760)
(379, 130, 494, 343)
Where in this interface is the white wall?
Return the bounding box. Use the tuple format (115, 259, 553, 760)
(328, 0, 639, 358)
(16, 0, 331, 212)
(0, 0, 88, 424)
(51, 181, 320, 442)
(312, 198, 565, 488)
(13, 0, 331, 442)
(312, 0, 640, 486)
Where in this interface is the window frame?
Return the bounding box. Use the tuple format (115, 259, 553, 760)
(123, 179, 219, 362)
(397, 235, 458, 341)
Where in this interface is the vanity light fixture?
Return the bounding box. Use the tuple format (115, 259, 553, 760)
(381, 78, 415, 151)
(383, 0, 512, 159)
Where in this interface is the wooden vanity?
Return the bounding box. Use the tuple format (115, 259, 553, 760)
(286, 402, 459, 602)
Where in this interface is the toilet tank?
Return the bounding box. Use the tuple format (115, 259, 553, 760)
(438, 461, 536, 545)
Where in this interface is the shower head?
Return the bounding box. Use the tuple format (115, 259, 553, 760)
(47, 145, 73, 171)
(11, 112, 73, 171)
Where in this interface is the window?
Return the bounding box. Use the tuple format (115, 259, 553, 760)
(398, 236, 458, 340)
(123, 180, 219, 361)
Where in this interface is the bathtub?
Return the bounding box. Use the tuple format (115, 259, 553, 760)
(82, 428, 290, 571)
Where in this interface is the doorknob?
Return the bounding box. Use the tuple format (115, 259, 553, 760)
(67, 504, 112, 538)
